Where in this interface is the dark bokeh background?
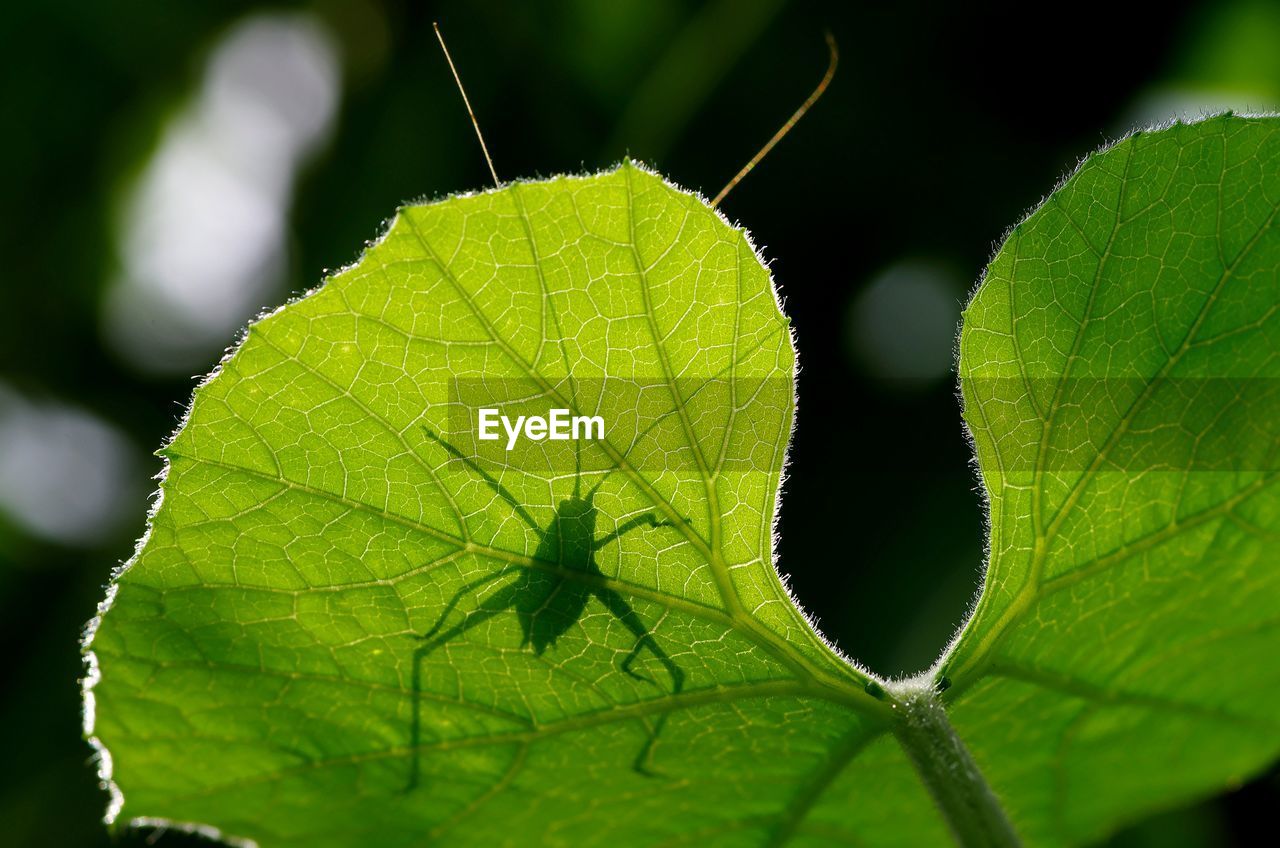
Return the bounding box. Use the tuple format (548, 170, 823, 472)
(3, 1, 1278, 845)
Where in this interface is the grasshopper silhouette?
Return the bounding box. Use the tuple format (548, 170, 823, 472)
(406, 428, 686, 791)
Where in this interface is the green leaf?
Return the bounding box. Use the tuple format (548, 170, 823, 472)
(86, 162, 902, 848)
(937, 113, 1280, 844)
(85, 117, 1280, 848)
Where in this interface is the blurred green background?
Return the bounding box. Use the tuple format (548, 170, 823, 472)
(3, 0, 1278, 844)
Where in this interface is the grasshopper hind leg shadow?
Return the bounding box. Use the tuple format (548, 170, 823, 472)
(593, 587, 686, 777)
(404, 576, 521, 793)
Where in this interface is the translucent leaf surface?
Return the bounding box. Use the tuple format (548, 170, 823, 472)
(86, 118, 1280, 847)
(938, 114, 1280, 845)
(87, 163, 902, 848)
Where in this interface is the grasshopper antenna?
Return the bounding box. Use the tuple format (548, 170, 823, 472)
(710, 32, 838, 208)
(434, 22, 500, 187)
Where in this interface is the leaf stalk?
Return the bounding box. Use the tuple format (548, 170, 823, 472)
(890, 684, 1023, 848)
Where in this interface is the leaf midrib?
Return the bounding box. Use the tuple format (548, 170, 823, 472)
(136, 677, 872, 810)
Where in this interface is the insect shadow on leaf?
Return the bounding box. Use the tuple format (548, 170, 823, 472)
(407, 21, 837, 795)
(406, 428, 686, 791)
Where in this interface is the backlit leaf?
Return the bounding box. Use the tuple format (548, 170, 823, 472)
(86, 117, 1280, 847)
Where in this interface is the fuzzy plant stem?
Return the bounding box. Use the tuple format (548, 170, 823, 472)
(891, 686, 1023, 848)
